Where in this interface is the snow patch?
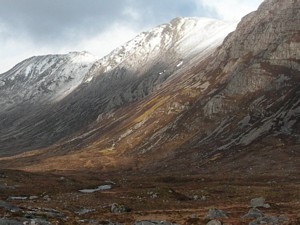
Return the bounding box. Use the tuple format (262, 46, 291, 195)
(25, 65, 32, 77)
(85, 76, 93, 83)
(9, 196, 28, 200)
(69, 51, 97, 64)
(176, 61, 183, 67)
(176, 18, 238, 57)
(79, 185, 112, 193)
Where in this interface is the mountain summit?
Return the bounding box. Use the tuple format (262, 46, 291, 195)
(0, 0, 299, 175)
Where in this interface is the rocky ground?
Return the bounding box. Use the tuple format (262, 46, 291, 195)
(0, 169, 299, 225)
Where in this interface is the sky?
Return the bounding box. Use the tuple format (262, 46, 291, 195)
(0, 0, 263, 73)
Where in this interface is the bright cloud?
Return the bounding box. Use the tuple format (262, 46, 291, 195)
(75, 24, 139, 58)
(198, 0, 264, 21)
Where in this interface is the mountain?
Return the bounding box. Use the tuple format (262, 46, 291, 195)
(0, 17, 236, 156)
(0, 0, 299, 175)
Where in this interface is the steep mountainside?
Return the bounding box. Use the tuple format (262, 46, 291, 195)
(0, 17, 236, 155)
(110, 0, 300, 172)
(0, 0, 299, 174)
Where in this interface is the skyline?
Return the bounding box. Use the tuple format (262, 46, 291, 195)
(0, 0, 263, 73)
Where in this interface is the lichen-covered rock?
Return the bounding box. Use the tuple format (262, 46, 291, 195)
(250, 197, 271, 209)
(242, 208, 264, 219)
(249, 216, 279, 225)
(249, 215, 289, 225)
(111, 203, 131, 213)
(250, 197, 266, 208)
(205, 209, 229, 220)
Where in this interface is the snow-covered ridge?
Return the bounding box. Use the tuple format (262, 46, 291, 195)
(0, 51, 97, 109)
(0, 17, 236, 109)
(86, 17, 237, 80)
(174, 17, 237, 55)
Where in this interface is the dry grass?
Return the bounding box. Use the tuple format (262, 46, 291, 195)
(0, 169, 299, 224)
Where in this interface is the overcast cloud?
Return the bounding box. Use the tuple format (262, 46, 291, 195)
(0, 0, 263, 73)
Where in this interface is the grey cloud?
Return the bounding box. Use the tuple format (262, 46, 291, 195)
(0, 0, 215, 45)
(127, 0, 214, 26)
(0, 0, 131, 43)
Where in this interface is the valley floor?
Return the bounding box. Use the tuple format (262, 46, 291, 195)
(0, 169, 299, 224)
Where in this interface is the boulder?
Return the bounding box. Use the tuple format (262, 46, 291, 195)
(205, 208, 228, 220)
(249, 215, 289, 225)
(206, 220, 222, 225)
(111, 203, 131, 213)
(250, 197, 271, 209)
(250, 197, 266, 208)
(242, 208, 264, 219)
(249, 215, 279, 225)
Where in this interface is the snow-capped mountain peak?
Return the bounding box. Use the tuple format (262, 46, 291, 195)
(0, 51, 97, 109)
(86, 17, 237, 79)
(0, 17, 236, 111)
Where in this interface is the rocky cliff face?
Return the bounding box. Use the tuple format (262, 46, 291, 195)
(195, 0, 300, 147)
